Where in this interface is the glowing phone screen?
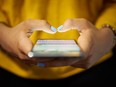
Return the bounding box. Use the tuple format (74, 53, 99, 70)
(28, 40, 83, 58)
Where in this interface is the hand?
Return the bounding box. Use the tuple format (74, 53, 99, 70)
(40, 18, 114, 69)
(0, 19, 56, 65)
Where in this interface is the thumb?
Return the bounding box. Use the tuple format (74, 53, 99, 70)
(57, 25, 78, 32)
(20, 19, 56, 34)
(19, 32, 33, 55)
(58, 18, 92, 33)
(77, 32, 93, 58)
(31, 26, 57, 34)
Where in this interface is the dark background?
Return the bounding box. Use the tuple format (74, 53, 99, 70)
(0, 48, 115, 87)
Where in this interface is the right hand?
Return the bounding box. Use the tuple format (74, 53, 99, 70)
(0, 19, 56, 65)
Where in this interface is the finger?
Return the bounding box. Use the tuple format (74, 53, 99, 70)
(22, 57, 56, 66)
(31, 25, 57, 34)
(71, 55, 92, 69)
(72, 53, 101, 69)
(57, 24, 78, 32)
(38, 58, 81, 67)
(77, 32, 93, 58)
(7, 45, 28, 60)
(21, 59, 37, 66)
(58, 18, 93, 33)
(57, 25, 64, 31)
(20, 56, 54, 66)
(29, 57, 54, 62)
(22, 19, 56, 34)
(18, 32, 33, 55)
(16, 50, 28, 60)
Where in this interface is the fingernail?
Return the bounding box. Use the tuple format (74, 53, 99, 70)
(28, 52, 34, 58)
(51, 26, 57, 32)
(37, 63, 45, 67)
(57, 25, 63, 31)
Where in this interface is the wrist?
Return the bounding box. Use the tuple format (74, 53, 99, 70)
(0, 23, 11, 45)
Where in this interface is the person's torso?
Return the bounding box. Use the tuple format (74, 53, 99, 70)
(0, 0, 112, 79)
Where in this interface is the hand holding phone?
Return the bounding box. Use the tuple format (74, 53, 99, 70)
(28, 40, 84, 59)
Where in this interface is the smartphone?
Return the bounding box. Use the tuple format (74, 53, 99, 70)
(28, 40, 84, 59)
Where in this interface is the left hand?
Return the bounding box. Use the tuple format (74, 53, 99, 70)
(38, 18, 114, 69)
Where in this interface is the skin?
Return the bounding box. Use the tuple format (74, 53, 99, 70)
(0, 19, 56, 64)
(43, 18, 115, 68)
(0, 18, 115, 69)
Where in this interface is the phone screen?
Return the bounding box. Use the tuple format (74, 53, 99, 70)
(28, 40, 83, 58)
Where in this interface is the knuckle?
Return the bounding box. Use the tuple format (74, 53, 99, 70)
(79, 18, 87, 22)
(23, 19, 33, 28)
(40, 20, 49, 26)
(40, 20, 48, 24)
(17, 53, 25, 59)
(64, 19, 73, 25)
(79, 18, 90, 27)
(24, 19, 33, 25)
(23, 19, 39, 26)
(23, 19, 50, 29)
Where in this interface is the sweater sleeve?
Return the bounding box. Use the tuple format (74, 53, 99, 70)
(0, 10, 8, 24)
(0, 0, 8, 25)
(95, 1, 116, 30)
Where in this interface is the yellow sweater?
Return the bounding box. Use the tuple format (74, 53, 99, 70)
(0, 0, 116, 79)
